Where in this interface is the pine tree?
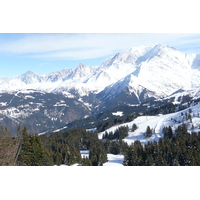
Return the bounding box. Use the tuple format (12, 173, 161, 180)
(110, 141, 120, 155)
(17, 126, 53, 166)
(146, 126, 152, 138)
(81, 157, 92, 166)
(132, 124, 138, 132)
(18, 126, 32, 165)
(123, 146, 135, 166)
(155, 152, 166, 166)
(145, 154, 154, 166)
(168, 126, 173, 139)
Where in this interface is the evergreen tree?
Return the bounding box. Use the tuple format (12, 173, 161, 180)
(17, 126, 53, 166)
(145, 154, 154, 166)
(132, 124, 138, 132)
(81, 157, 92, 166)
(163, 126, 173, 139)
(18, 126, 32, 165)
(123, 146, 134, 166)
(110, 141, 120, 155)
(146, 126, 152, 137)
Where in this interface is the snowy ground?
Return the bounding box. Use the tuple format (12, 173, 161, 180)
(103, 154, 124, 166)
(57, 154, 124, 166)
(98, 102, 200, 145)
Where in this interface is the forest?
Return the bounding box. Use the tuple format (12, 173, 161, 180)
(124, 124, 200, 166)
(1, 121, 200, 166)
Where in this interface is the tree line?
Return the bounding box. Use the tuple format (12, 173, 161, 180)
(0, 126, 108, 166)
(2, 121, 200, 166)
(96, 113, 140, 132)
(40, 128, 107, 166)
(102, 125, 129, 140)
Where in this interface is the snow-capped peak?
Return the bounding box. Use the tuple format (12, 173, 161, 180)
(16, 70, 44, 84)
(1, 43, 200, 101)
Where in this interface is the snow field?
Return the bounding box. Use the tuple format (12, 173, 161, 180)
(99, 102, 200, 146)
(57, 153, 124, 166)
(103, 154, 124, 166)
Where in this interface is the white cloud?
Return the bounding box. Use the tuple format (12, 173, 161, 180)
(0, 33, 200, 60)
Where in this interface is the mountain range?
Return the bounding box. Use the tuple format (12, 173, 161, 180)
(2, 43, 200, 98)
(1, 43, 200, 134)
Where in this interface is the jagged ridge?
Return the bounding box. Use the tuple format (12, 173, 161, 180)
(1, 43, 200, 109)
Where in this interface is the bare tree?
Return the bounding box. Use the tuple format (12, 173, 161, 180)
(0, 126, 21, 166)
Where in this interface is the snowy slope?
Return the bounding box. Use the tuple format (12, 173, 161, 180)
(99, 44, 200, 102)
(98, 102, 200, 145)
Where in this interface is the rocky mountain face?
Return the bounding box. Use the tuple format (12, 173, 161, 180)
(1, 43, 200, 133)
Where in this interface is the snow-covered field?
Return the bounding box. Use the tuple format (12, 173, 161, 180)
(98, 102, 200, 145)
(103, 154, 124, 166)
(57, 154, 124, 166)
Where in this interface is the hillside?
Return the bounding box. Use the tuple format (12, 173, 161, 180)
(98, 99, 200, 145)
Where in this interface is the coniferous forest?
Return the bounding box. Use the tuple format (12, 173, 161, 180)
(1, 122, 200, 166)
(123, 124, 200, 166)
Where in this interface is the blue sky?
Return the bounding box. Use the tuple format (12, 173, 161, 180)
(1, 33, 200, 79)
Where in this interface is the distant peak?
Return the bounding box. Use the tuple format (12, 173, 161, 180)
(130, 43, 174, 52)
(151, 43, 178, 51)
(148, 43, 160, 48)
(25, 70, 34, 74)
(77, 63, 86, 68)
(0, 76, 9, 82)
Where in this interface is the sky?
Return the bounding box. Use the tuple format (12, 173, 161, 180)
(0, 33, 200, 79)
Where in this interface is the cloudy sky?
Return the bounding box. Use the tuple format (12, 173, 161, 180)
(0, 33, 200, 78)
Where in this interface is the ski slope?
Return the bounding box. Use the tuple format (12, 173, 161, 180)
(98, 102, 200, 145)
